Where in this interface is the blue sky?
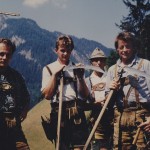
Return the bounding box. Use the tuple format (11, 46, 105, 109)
(0, 0, 129, 48)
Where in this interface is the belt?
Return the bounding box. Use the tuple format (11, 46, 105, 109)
(51, 99, 85, 112)
(124, 101, 147, 111)
(0, 112, 14, 118)
(51, 100, 76, 111)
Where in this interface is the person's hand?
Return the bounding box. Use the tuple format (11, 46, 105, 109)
(109, 78, 120, 90)
(20, 110, 28, 122)
(53, 64, 65, 75)
(138, 117, 150, 133)
(128, 75, 138, 88)
(74, 63, 84, 79)
(94, 99, 105, 106)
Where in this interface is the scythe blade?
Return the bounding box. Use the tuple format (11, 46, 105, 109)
(63, 65, 106, 75)
(124, 67, 150, 80)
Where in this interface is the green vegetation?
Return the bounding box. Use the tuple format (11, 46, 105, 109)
(117, 0, 150, 59)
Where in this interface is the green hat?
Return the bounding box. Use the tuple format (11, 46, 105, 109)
(89, 47, 107, 60)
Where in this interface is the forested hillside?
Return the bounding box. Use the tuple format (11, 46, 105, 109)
(0, 16, 112, 108)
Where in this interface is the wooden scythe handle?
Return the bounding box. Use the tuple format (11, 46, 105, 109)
(83, 90, 114, 150)
(56, 77, 64, 150)
(132, 127, 141, 145)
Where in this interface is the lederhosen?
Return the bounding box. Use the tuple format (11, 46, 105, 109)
(0, 67, 30, 150)
(45, 65, 88, 149)
(88, 76, 113, 149)
(113, 59, 150, 150)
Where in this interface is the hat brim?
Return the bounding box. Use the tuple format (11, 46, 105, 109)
(89, 56, 107, 60)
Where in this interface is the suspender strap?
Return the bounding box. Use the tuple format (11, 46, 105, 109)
(46, 63, 78, 103)
(124, 59, 144, 107)
(137, 59, 144, 70)
(46, 65, 52, 75)
(134, 59, 144, 103)
(73, 68, 78, 100)
(89, 76, 95, 99)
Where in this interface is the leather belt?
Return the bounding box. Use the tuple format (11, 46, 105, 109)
(124, 101, 148, 111)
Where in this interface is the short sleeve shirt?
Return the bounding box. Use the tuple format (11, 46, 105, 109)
(86, 72, 106, 102)
(41, 60, 77, 103)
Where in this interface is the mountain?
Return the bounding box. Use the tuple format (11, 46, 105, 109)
(0, 15, 112, 108)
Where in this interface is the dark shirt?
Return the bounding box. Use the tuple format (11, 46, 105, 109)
(0, 66, 30, 115)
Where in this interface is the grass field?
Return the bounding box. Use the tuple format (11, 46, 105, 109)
(22, 100, 91, 150)
(22, 100, 55, 150)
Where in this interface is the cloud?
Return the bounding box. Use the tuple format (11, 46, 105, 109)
(23, 0, 49, 8)
(23, 0, 69, 9)
(51, 0, 69, 9)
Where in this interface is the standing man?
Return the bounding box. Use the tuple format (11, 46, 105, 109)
(0, 38, 30, 150)
(41, 35, 89, 150)
(106, 31, 150, 150)
(86, 48, 113, 150)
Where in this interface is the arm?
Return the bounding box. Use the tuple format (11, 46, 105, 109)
(138, 59, 150, 133)
(74, 68, 89, 98)
(18, 74, 30, 122)
(42, 73, 57, 100)
(105, 65, 121, 109)
(105, 66, 120, 93)
(41, 64, 65, 100)
(77, 77, 89, 98)
(20, 102, 30, 122)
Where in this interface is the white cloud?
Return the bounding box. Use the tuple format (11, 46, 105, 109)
(23, 0, 70, 9)
(23, 0, 49, 8)
(51, 0, 69, 9)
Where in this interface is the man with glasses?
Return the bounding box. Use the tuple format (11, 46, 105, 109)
(0, 38, 30, 150)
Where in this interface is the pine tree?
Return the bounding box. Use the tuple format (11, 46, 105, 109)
(116, 0, 150, 59)
(107, 50, 119, 68)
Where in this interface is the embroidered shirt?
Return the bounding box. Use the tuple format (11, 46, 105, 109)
(86, 72, 106, 102)
(0, 66, 30, 113)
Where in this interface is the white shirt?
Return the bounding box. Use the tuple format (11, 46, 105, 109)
(106, 56, 150, 103)
(41, 60, 77, 102)
(86, 72, 106, 102)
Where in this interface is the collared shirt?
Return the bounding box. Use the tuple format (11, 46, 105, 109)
(86, 72, 106, 102)
(106, 55, 150, 103)
(41, 60, 79, 103)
